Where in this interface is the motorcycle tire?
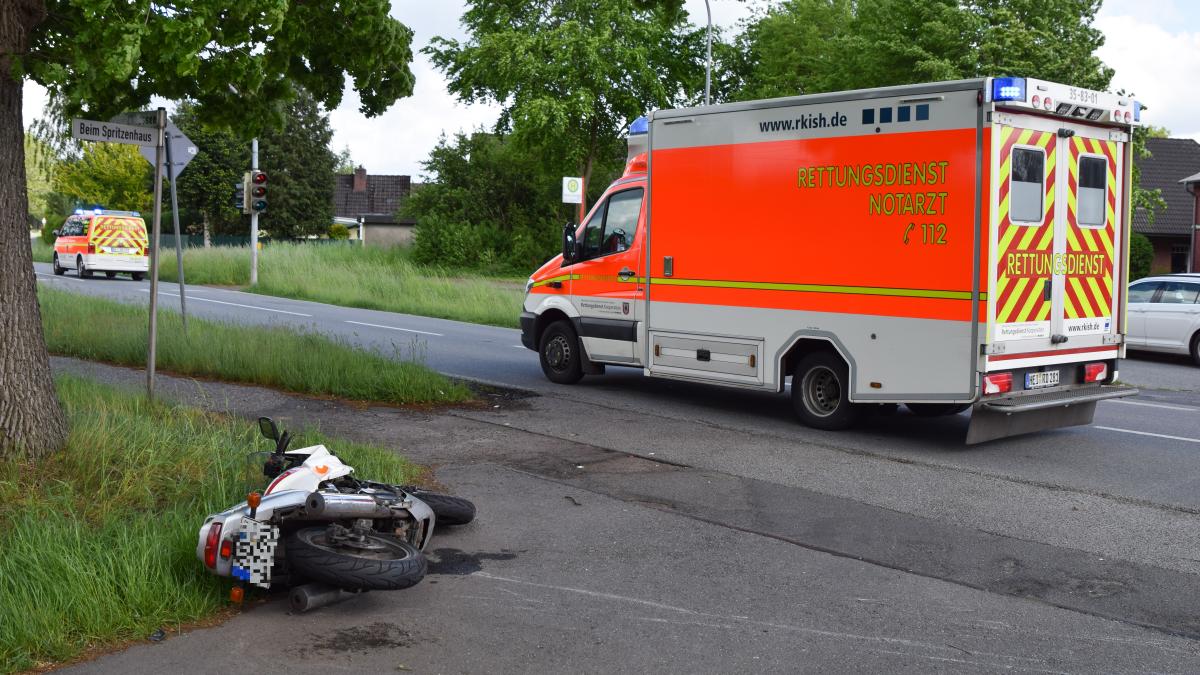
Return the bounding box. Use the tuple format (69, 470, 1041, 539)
(411, 490, 476, 526)
(285, 526, 427, 591)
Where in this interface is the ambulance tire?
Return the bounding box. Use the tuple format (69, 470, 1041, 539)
(76, 256, 92, 278)
(1190, 331, 1200, 367)
(52, 255, 65, 275)
(539, 320, 584, 384)
(105, 271, 117, 279)
(131, 272, 146, 281)
(792, 351, 859, 430)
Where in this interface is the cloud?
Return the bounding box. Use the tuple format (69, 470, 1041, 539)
(1095, 12, 1200, 140)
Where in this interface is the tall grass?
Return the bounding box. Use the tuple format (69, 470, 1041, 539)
(39, 286, 470, 405)
(0, 375, 422, 673)
(30, 237, 53, 263)
(156, 243, 524, 328)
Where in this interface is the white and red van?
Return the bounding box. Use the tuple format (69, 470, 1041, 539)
(52, 209, 149, 280)
(521, 77, 1140, 443)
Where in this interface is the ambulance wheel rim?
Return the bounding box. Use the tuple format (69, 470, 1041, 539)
(545, 335, 572, 372)
(802, 366, 841, 417)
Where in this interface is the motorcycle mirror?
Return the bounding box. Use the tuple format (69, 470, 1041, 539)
(258, 417, 280, 442)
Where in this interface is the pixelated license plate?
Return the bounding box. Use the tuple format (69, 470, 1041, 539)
(231, 517, 279, 589)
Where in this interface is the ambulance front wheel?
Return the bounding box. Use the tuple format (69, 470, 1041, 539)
(131, 272, 146, 281)
(539, 320, 584, 384)
(52, 255, 65, 276)
(792, 351, 859, 430)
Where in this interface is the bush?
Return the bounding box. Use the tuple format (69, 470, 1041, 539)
(40, 217, 60, 244)
(412, 216, 485, 269)
(1129, 232, 1153, 281)
(328, 223, 350, 240)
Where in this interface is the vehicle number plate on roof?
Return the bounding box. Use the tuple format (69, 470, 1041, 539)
(1025, 371, 1060, 389)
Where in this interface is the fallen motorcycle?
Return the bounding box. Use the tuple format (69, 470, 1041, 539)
(197, 417, 475, 608)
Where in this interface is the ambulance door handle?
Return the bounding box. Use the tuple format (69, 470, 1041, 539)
(618, 267, 635, 281)
(663, 256, 674, 277)
(1043, 279, 1052, 301)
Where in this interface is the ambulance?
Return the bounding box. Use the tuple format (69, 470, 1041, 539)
(521, 77, 1140, 443)
(52, 209, 149, 280)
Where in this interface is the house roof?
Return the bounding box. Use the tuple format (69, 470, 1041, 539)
(1132, 137, 1200, 236)
(332, 172, 412, 224)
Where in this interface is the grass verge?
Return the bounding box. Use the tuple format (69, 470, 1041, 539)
(31, 236, 53, 263)
(39, 286, 470, 405)
(156, 243, 524, 328)
(0, 375, 422, 673)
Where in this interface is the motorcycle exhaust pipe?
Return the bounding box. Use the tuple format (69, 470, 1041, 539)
(303, 492, 401, 519)
(289, 583, 345, 613)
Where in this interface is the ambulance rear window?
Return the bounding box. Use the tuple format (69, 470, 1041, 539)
(1078, 156, 1107, 227)
(1010, 147, 1044, 224)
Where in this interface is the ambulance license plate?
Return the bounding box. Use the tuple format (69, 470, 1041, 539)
(1025, 371, 1060, 389)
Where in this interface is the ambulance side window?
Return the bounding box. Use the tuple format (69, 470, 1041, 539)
(579, 188, 644, 261)
(579, 202, 608, 260)
(1010, 147, 1044, 224)
(1078, 156, 1107, 227)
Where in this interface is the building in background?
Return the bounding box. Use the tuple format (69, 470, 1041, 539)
(1133, 138, 1200, 273)
(332, 166, 419, 245)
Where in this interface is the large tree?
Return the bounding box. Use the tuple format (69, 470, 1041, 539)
(1, 0, 415, 458)
(52, 142, 151, 212)
(259, 89, 337, 239)
(173, 103, 245, 242)
(426, 0, 705, 210)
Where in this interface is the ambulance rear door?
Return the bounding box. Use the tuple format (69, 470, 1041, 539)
(987, 111, 1124, 366)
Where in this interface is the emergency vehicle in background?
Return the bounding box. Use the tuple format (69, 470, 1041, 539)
(52, 209, 149, 280)
(521, 77, 1141, 443)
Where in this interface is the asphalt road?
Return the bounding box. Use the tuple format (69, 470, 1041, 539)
(34, 263, 1200, 671)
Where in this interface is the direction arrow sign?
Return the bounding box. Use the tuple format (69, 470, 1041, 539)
(112, 113, 198, 177)
(71, 118, 157, 147)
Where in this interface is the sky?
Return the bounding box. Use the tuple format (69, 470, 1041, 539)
(22, 0, 1200, 178)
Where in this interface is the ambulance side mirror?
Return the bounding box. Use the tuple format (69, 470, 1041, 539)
(52, 230, 60, 237)
(562, 222, 579, 263)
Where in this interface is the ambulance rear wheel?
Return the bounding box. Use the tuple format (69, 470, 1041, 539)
(76, 256, 92, 278)
(792, 351, 859, 430)
(52, 255, 65, 275)
(105, 271, 117, 279)
(539, 320, 584, 384)
(131, 272, 146, 281)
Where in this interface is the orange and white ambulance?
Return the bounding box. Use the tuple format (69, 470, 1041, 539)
(521, 77, 1140, 443)
(52, 209, 149, 280)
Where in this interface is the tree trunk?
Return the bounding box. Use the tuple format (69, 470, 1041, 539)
(202, 211, 212, 248)
(0, 0, 68, 459)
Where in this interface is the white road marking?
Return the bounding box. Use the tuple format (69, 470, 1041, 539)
(1107, 399, 1199, 413)
(35, 272, 83, 282)
(138, 289, 312, 317)
(344, 320, 442, 337)
(1094, 426, 1200, 445)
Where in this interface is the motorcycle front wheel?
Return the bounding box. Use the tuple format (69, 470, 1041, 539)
(409, 490, 476, 526)
(286, 526, 427, 591)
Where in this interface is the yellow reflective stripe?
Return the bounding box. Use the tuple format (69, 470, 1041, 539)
(1086, 276, 1111, 315)
(1069, 277, 1097, 317)
(1015, 279, 1045, 322)
(530, 273, 579, 288)
(998, 277, 1030, 320)
(648, 277, 983, 301)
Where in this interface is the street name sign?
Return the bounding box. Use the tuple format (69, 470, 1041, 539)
(71, 118, 157, 147)
(110, 112, 197, 177)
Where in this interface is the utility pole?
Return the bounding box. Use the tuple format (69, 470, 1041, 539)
(250, 138, 259, 285)
(704, 0, 712, 106)
(147, 107, 166, 400)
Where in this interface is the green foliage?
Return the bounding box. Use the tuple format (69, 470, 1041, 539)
(328, 223, 350, 240)
(24, 133, 56, 217)
(335, 146, 357, 175)
(427, 0, 703, 182)
(38, 287, 471, 405)
(153, 243, 524, 328)
(722, 0, 1112, 100)
(24, 0, 416, 137)
(1130, 124, 1167, 223)
(259, 90, 337, 239)
(1129, 232, 1153, 282)
(30, 237, 54, 263)
(0, 375, 421, 672)
(406, 132, 586, 271)
(173, 103, 246, 238)
(51, 142, 151, 213)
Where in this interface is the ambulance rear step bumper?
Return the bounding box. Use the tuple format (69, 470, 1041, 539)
(965, 385, 1137, 445)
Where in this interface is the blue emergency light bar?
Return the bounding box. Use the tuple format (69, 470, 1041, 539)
(629, 116, 649, 135)
(991, 78, 1027, 102)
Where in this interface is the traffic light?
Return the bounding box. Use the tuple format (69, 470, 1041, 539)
(232, 173, 249, 214)
(251, 171, 267, 213)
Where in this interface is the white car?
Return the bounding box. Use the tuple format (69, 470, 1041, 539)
(1126, 274, 1200, 366)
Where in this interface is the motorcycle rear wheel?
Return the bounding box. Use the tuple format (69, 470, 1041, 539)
(410, 490, 476, 526)
(286, 526, 426, 591)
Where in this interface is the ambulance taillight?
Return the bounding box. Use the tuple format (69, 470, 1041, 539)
(983, 373, 1013, 396)
(1082, 362, 1108, 383)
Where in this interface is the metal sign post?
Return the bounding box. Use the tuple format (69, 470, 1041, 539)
(147, 108, 167, 400)
(250, 138, 259, 285)
(164, 136, 187, 332)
